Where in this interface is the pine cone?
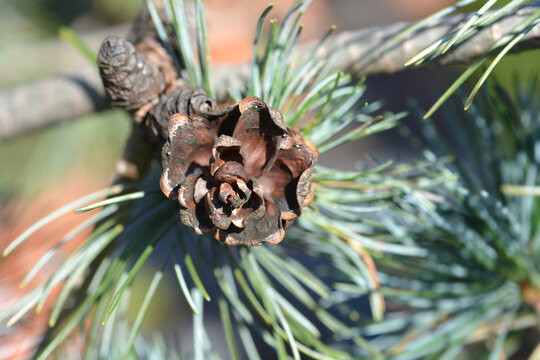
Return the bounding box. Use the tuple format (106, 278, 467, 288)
(98, 35, 177, 114)
(160, 96, 318, 246)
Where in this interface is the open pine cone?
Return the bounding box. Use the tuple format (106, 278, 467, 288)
(160, 96, 318, 246)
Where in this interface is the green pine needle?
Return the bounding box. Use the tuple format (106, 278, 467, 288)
(441, 0, 498, 54)
(73, 191, 152, 214)
(195, 0, 215, 98)
(405, 0, 540, 117)
(102, 220, 175, 325)
(123, 259, 167, 360)
(218, 297, 240, 360)
(3, 183, 139, 257)
(58, 27, 97, 65)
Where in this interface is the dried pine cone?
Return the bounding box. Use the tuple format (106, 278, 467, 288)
(160, 96, 318, 246)
(98, 35, 177, 115)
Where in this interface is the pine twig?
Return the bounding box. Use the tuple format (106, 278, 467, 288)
(2, 3, 540, 140)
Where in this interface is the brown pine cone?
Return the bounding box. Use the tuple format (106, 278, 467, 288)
(97, 35, 177, 115)
(160, 96, 318, 247)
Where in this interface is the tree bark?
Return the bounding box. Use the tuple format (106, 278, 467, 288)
(2, 3, 540, 140)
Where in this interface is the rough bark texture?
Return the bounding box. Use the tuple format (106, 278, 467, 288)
(0, 69, 108, 139)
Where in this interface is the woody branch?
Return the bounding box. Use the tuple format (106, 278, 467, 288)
(1, 3, 540, 140)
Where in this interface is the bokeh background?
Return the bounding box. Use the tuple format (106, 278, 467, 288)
(1, 0, 539, 358)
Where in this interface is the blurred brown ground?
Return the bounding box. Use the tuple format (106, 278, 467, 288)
(0, 175, 109, 359)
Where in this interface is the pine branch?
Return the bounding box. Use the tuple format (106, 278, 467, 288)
(2, 3, 540, 140)
(0, 3, 419, 357)
(0, 69, 108, 140)
(14, 2, 540, 358)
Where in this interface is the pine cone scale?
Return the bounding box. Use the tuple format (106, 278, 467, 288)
(160, 113, 215, 199)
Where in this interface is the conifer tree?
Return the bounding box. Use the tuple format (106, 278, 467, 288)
(2, 1, 540, 359)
